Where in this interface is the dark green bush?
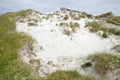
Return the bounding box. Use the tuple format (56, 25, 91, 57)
(81, 62, 92, 68)
(102, 32, 108, 38)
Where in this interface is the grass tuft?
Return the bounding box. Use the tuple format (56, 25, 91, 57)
(59, 22, 80, 36)
(86, 21, 120, 37)
(106, 16, 120, 26)
(88, 53, 120, 76)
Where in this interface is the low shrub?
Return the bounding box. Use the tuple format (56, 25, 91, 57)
(81, 62, 92, 68)
(102, 32, 108, 38)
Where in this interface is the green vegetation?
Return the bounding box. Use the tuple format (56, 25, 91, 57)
(29, 59, 41, 66)
(69, 22, 80, 32)
(59, 22, 68, 27)
(0, 60, 39, 80)
(28, 22, 38, 26)
(106, 16, 120, 26)
(70, 13, 85, 20)
(47, 70, 95, 80)
(63, 15, 69, 20)
(59, 22, 80, 36)
(0, 10, 35, 80)
(101, 32, 108, 38)
(81, 62, 92, 68)
(27, 18, 38, 23)
(19, 19, 25, 23)
(63, 29, 71, 36)
(0, 10, 93, 80)
(88, 53, 120, 76)
(1, 10, 120, 80)
(71, 14, 81, 20)
(2, 9, 31, 20)
(86, 21, 120, 37)
(86, 21, 100, 32)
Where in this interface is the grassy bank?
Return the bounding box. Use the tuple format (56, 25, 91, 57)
(47, 70, 95, 80)
(0, 11, 34, 80)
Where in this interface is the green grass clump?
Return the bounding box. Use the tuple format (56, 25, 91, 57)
(63, 15, 69, 20)
(59, 22, 68, 27)
(47, 70, 95, 80)
(101, 32, 108, 38)
(86, 21, 120, 37)
(63, 29, 71, 36)
(69, 22, 80, 32)
(71, 14, 81, 20)
(86, 21, 100, 32)
(70, 13, 85, 20)
(59, 22, 80, 36)
(88, 53, 120, 76)
(70, 22, 79, 28)
(106, 16, 120, 26)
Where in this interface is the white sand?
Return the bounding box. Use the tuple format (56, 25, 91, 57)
(16, 13, 117, 76)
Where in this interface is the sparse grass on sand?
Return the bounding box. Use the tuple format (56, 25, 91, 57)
(106, 16, 120, 26)
(87, 53, 120, 76)
(86, 21, 120, 37)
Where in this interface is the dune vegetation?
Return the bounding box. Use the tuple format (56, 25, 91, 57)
(0, 10, 35, 80)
